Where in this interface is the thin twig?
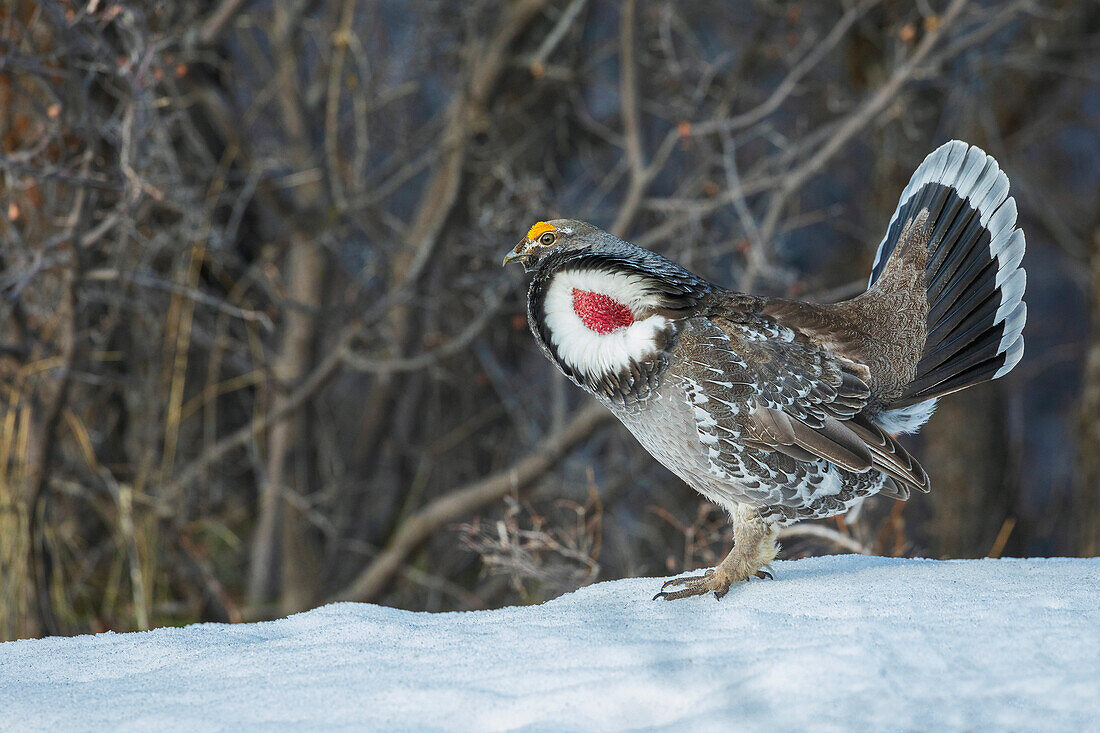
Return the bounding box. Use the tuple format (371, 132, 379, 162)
(780, 524, 871, 555)
(160, 324, 359, 506)
(748, 0, 968, 290)
(330, 402, 611, 603)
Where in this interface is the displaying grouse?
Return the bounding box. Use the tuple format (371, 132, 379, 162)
(503, 141, 1026, 600)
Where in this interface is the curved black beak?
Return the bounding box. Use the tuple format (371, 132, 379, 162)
(502, 239, 531, 266)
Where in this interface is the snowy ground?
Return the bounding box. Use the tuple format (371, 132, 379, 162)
(2, 555, 1098, 732)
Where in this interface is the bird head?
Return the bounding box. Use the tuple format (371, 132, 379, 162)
(502, 219, 713, 307)
(502, 219, 604, 272)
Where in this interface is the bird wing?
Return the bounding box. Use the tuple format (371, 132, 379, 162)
(677, 314, 928, 498)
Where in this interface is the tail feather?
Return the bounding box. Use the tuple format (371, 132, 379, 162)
(907, 327, 1004, 395)
(926, 226, 1023, 331)
(868, 141, 1026, 430)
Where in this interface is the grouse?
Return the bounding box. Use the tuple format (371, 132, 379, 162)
(503, 141, 1026, 600)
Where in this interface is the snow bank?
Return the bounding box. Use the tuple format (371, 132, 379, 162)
(2, 555, 1098, 732)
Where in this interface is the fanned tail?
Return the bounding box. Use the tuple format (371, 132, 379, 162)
(869, 141, 1026, 433)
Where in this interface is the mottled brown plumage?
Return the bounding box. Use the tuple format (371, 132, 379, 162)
(504, 141, 1026, 600)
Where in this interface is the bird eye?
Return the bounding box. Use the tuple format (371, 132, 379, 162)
(539, 231, 556, 245)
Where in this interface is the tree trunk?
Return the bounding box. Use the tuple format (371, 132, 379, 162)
(1076, 229, 1100, 555)
(921, 389, 1011, 558)
(247, 235, 325, 611)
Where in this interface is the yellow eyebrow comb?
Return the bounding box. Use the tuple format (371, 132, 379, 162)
(526, 221, 557, 241)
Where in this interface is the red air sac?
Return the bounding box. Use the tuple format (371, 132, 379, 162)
(572, 289, 635, 334)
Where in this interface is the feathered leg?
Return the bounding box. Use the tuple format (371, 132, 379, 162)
(654, 507, 779, 601)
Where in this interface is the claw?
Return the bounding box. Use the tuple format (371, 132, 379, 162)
(653, 569, 733, 601)
(755, 568, 773, 580)
(661, 568, 714, 590)
(654, 586, 706, 601)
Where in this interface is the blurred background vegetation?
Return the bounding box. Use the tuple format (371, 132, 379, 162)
(0, 0, 1097, 640)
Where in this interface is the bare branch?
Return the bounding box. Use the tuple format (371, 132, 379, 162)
(330, 402, 611, 603)
(748, 0, 968, 290)
(780, 524, 872, 555)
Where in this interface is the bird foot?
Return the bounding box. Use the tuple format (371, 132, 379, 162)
(653, 567, 733, 601)
(652, 564, 774, 601)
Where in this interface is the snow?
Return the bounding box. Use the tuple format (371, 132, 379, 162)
(2, 555, 1098, 732)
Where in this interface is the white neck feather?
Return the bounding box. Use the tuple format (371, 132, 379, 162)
(542, 268, 669, 380)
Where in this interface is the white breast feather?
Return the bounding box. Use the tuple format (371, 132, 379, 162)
(542, 269, 669, 379)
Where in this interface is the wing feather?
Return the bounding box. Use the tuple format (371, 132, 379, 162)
(699, 312, 928, 496)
